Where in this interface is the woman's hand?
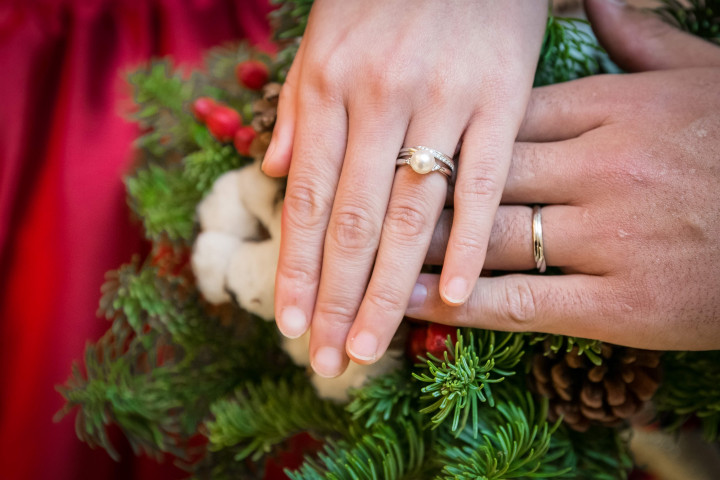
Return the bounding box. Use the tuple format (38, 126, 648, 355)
(406, 0, 720, 350)
(263, 0, 547, 376)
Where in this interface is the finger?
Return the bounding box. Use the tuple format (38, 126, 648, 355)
(346, 119, 461, 364)
(585, 0, 720, 72)
(426, 205, 598, 272)
(444, 138, 593, 207)
(406, 273, 630, 344)
(308, 107, 408, 377)
(439, 115, 515, 305)
(262, 41, 306, 177)
(274, 91, 347, 341)
(518, 76, 622, 142)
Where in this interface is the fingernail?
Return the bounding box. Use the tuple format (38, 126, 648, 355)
(443, 277, 468, 305)
(348, 331, 378, 362)
(407, 283, 427, 309)
(279, 306, 307, 338)
(261, 139, 276, 172)
(312, 347, 343, 378)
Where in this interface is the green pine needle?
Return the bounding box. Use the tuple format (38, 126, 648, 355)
(207, 375, 347, 462)
(437, 394, 569, 480)
(126, 165, 202, 242)
(413, 330, 525, 437)
(535, 15, 605, 86)
(656, 0, 720, 44)
(529, 333, 605, 366)
(346, 368, 416, 428)
(287, 418, 428, 480)
(655, 351, 720, 441)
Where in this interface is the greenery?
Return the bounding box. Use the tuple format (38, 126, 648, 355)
(56, 1, 720, 479)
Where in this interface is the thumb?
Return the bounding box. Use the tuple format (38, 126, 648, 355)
(584, 0, 720, 71)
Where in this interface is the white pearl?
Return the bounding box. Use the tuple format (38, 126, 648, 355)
(409, 150, 435, 174)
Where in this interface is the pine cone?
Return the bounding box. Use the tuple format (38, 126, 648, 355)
(251, 82, 281, 134)
(248, 82, 281, 161)
(529, 342, 662, 432)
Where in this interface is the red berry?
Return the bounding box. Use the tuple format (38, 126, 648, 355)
(233, 125, 257, 156)
(236, 60, 269, 90)
(191, 96, 217, 123)
(425, 324, 457, 358)
(206, 105, 241, 142)
(406, 325, 429, 361)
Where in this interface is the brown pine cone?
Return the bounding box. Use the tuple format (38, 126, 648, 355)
(529, 342, 662, 432)
(251, 82, 281, 134)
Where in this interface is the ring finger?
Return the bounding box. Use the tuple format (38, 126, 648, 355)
(345, 116, 464, 364)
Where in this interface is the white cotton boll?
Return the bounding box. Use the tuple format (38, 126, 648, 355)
(237, 161, 281, 231)
(191, 232, 241, 304)
(312, 352, 403, 402)
(197, 169, 260, 239)
(226, 238, 280, 320)
(281, 331, 311, 367)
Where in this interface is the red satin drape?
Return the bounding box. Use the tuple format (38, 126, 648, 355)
(0, 1, 273, 478)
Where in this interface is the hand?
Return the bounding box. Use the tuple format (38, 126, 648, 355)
(263, 0, 547, 376)
(406, 0, 720, 350)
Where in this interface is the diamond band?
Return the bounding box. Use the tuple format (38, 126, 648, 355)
(396, 146, 455, 178)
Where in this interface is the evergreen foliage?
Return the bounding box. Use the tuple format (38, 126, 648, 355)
(57, 1, 720, 478)
(654, 351, 720, 441)
(535, 15, 605, 86)
(414, 330, 525, 436)
(529, 334, 605, 366)
(287, 418, 430, 480)
(347, 368, 416, 428)
(656, 0, 720, 44)
(437, 395, 569, 479)
(207, 375, 347, 461)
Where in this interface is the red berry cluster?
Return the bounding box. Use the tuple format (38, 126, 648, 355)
(191, 97, 256, 155)
(406, 323, 458, 361)
(190, 60, 270, 155)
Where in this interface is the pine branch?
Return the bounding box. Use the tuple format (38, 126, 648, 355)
(655, 0, 720, 44)
(437, 394, 570, 480)
(183, 141, 247, 195)
(529, 333, 605, 366)
(413, 330, 525, 437)
(286, 417, 429, 480)
(346, 368, 416, 429)
(206, 375, 347, 462)
(535, 15, 605, 86)
(551, 426, 633, 480)
(655, 350, 720, 441)
(126, 165, 202, 242)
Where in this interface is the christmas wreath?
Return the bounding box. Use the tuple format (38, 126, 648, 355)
(57, 1, 720, 478)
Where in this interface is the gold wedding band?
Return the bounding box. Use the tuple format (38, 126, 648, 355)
(532, 205, 547, 273)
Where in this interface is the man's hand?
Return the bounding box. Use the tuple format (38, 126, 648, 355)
(406, 0, 720, 350)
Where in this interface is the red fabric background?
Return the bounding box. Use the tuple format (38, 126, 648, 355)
(0, 1, 273, 478)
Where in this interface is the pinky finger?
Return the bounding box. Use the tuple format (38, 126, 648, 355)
(261, 41, 306, 177)
(406, 273, 646, 347)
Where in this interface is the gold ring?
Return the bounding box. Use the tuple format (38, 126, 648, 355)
(532, 205, 546, 273)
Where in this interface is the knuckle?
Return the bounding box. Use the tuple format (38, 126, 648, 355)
(284, 180, 332, 229)
(498, 277, 538, 329)
(314, 299, 357, 328)
(329, 204, 378, 251)
(456, 166, 503, 203)
(366, 285, 406, 313)
(279, 257, 316, 286)
(450, 230, 487, 257)
(383, 202, 430, 243)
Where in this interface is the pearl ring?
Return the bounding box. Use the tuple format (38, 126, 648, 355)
(396, 146, 454, 178)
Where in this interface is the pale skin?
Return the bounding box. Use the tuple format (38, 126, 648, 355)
(262, 0, 548, 377)
(406, 0, 720, 350)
